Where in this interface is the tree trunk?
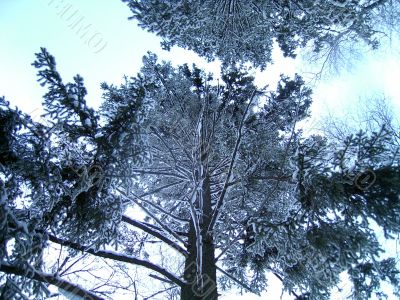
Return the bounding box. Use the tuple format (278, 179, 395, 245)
(181, 175, 218, 300)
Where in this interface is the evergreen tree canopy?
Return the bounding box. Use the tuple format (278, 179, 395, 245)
(124, 0, 399, 68)
(0, 49, 399, 299)
(0, 48, 147, 299)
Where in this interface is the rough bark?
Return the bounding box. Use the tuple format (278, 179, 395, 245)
(181, 158, 218, 299)
(200, 174, 218, 300)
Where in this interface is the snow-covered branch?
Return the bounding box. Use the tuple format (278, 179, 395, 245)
(0, 263, 104, 300)
(113, 168, 187, 180)
(149, 128, 192, 179)
(133, 180, 185, 198)
(47, 234, 186, 288)
(117, 187, 187, 246)
(121, 215, 188, 256)
(208, 89, 258, 232)
(135, 195, 189, 223)
(216, 266, 254, 294)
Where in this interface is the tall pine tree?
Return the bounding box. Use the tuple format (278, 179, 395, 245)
(1, 49, 399, 299)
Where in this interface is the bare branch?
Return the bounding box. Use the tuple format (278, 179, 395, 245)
(47, 234, 185, 288)
(149, 274, 174, 285)
(0, 263, 104, 300)
(121, 215, 188, 256)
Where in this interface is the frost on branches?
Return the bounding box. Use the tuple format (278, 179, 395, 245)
(0, 49, 399, 299)
(0, 48, 147, 299)
(124, 0, 398, 68)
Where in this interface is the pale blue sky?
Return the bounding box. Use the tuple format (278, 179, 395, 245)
(1, 1, 399, 299)
(1, 0, 159, 112)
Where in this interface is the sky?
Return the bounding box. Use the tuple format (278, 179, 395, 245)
(1, 1, 399, 299)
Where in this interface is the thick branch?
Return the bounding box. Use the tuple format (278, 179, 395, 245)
(47, 234, 185, 287)
(121, 215, 188, 256)
(136, 196, 188, 222)
(149, 274, 174, 285)
(0, 263, 104, 300)
(117, 187, 187, 246)
(133, 220, 189, 237)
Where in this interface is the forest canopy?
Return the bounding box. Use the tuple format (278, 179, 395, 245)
(124, 0, 400, 68)
(0, 1, 400, 299)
